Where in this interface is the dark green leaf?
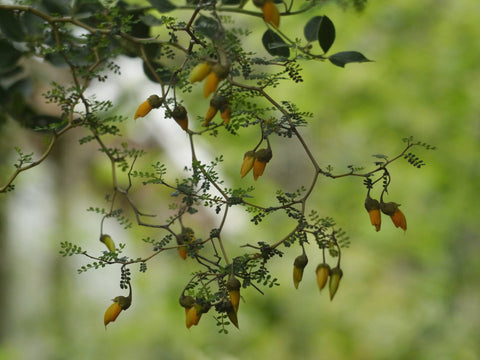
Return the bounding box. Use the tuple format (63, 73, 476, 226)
(304, 16, 335, 53)
(41, 0, 71, 15)
(328, 51, 372, 68)
(0, 40, 23, 70)
(194, 15, 220, 39)
(318, 16, 335, 53)
(147, 0, 176, 13)
(0, 9, 26, 42)
(262, 30, 290, 58)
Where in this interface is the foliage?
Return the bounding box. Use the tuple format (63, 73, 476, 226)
(0, 0, 434, 332)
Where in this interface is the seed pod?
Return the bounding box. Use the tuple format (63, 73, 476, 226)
(240, 150, 255, 178)
(293, 253, 308, 289)
(262, 1, 280, 28)
(329, 266, 343, 300)
(316, 263, 331, 291)
(171, 105, 188, 131)
(365, 196, 381, 232)
(203, 64, 229, 98)
(100, 234, 116, 253)
(189, 62, 211, 83)
(227, 276, 241, 313)
(134, 95, 162, 120)
(253, 148, 273, 180)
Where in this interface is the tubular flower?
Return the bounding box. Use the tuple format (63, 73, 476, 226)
(365, 196, 382, 232)
(100, 234, 116, 253)
(203, 64, 229, 98)
(329, 266, 343, 301)
(381, 201, 407, 231)
(240, 150, 256, 178)
(182, 300, 210, 329)
(203, 95, 228, 126)
(253, 148, 273, 180)
(227, 276, 241, 314)
(189, 62, 211, 84)
(224, 300, 239, 329)
(220, 106, 231, 124)
(176, 227, 196, 260)
(315, 263, 331, 292)
(253, 0, 280, 28)
(171, 105, 188, 131)
(104, 295, 131, 328)
(293, 253, 308, 289)
(134, 94, 162, 120)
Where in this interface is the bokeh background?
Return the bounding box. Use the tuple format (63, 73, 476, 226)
(1, 0, 479, 359)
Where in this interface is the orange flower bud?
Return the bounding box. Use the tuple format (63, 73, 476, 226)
(176, 227, 196, 259)
(262, 1, 280, 28)
(203, 64, 229, 98)
(185, 304, 202, 329)
(315, 263, 331, 291)
(365, 196, 381, 232)
(227, 276, 241, 313)
(220, 107, 231, 124)
(293, 253, 308, 289)
(189, 62, 211, 83)
(104, 295, 131, 327)
(171, 105, 188, 131)
(329, 266, 343, 301)
(203, 106, 218, 127)
(100, 234, 116, 253)
(381, 201, 407, 231)
(134, 95, 162, 120)
(240, 150, 255, 178)
(253, 148, 273, 180)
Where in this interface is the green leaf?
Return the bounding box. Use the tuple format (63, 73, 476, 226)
(0, 40, 22, 70)
(147, 0, 176, 13)
(0, 9, 26, 42)
(194, 15, 220, 39)
(328, 51, 372, 68)
(304, 16, 335, 53)
(262, 30, 290, 58)
(143, 61, 174, 84)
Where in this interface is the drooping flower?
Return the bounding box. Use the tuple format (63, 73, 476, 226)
(104, 294, 131, 328)
(171, 105, 188, 131)
(134, 94, 162, 120)
(365, 196, 382, 232)
(293, 253, 308, 289)
(329, 266, 343, 301)
(203, 64, 229, 98)
(252, 148, 273, 180)
(100, 234, 116, 253)
(253, 0, 280, 28)
(240, 150, 255, 178)
(189, 62, 211, 84)
(227, 276, 241, 314)
(381, 201, 407, 231)
(315, 263, 331, 292)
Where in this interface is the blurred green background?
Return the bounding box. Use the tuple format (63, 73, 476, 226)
(1, 0, 479, 359)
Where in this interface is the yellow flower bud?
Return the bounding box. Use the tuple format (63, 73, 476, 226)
(220, 107, 231, 124)
(240, 150, 255, 178)
(100, 234, 116, 253)
(315, 263, 331, 291)
(104, 295, 131, 328)
(134, 95, 162, 120)
(203, 106, 218, 127)
(203, 64, 229, 98)
(189, 62, 211, 83)
(329, 266, 343, 301)
(293, 253, 308, 289)
(227, 276, 241, 313)
(224, 300, 239, 329)
(262, 1, 280, 28)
